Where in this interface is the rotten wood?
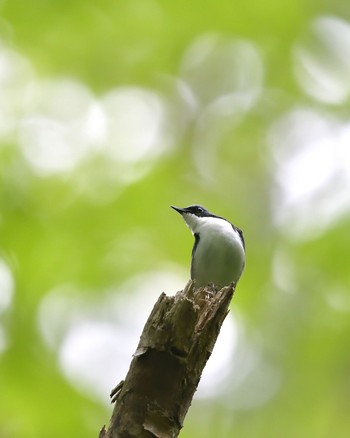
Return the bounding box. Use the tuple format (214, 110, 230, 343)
(100, 280, 235, 438)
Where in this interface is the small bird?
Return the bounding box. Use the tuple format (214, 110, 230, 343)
(172, 205, 245, 288)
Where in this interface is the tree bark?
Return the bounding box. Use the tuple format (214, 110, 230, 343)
(100, 280, 235, 438)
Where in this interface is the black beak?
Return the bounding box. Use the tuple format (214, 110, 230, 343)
(171, 205, 187, 215)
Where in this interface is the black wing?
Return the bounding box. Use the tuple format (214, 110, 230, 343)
(190, 232, 200, 279)
(232, 225, 245, 250)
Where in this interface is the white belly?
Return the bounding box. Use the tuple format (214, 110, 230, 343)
(191, 229, 245, 288)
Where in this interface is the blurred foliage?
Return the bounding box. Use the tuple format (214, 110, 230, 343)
(1, 0, 350, 437)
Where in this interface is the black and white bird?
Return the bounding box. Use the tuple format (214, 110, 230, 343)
(172, 205, 245, 288)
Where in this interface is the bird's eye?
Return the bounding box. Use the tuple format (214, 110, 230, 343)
(196, 207, 204, 214)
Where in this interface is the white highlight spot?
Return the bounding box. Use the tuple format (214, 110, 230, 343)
(294, 16, 350, 104)
(269, 108, 350, 238)
(101, 87, 170, 163)
(0, 259, 14, 314)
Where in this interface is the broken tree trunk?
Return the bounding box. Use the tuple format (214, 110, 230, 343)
(100, 280, 235, 438)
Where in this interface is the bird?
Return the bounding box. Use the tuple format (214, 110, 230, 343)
(171, 204, 245, 288)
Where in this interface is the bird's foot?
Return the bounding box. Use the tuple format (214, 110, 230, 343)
(205, 283, 219, 298)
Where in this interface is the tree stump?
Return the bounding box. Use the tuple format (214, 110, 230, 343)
(100, 280, 235, 438)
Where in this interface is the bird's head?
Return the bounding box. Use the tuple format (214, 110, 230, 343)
(171, 205, 215, 233)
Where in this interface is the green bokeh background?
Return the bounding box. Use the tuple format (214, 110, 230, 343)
(1, 1, 350, 437)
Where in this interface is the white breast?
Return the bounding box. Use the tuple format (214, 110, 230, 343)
(190, 216, 245, 288)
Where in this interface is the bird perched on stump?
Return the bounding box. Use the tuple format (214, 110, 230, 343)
(172, 205, 245, 289)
